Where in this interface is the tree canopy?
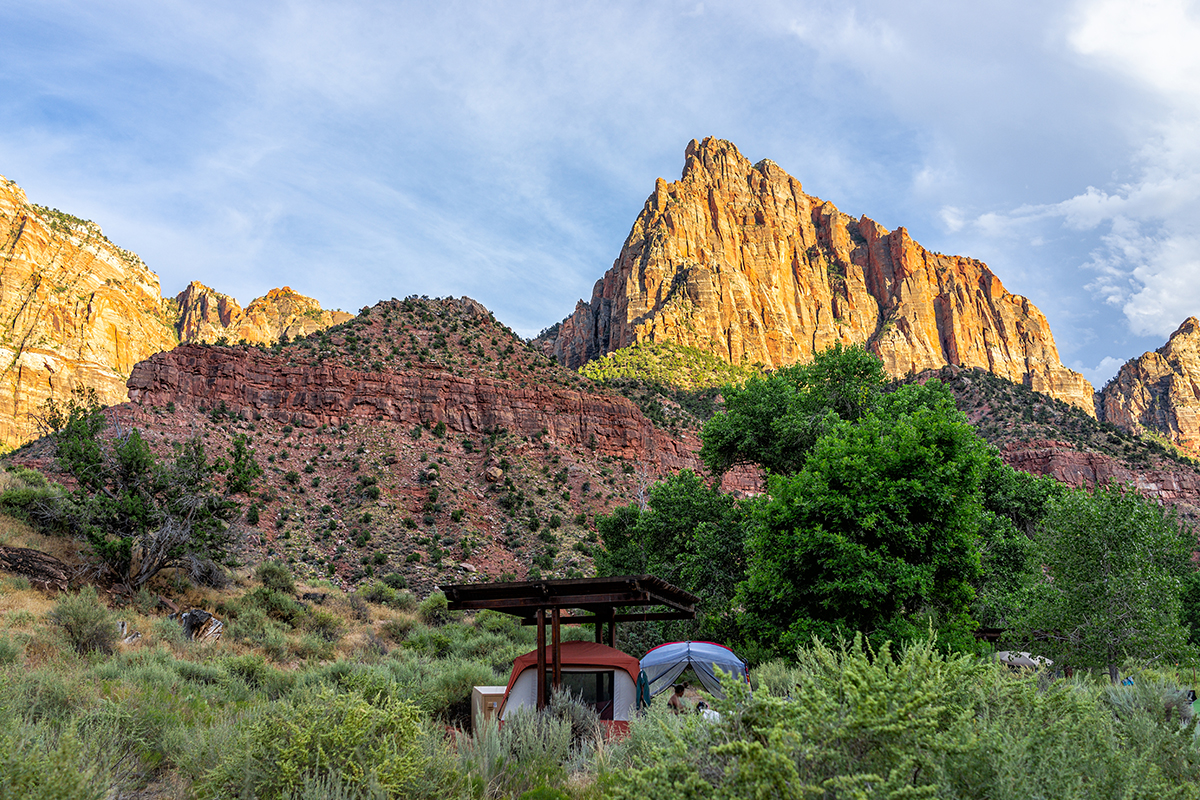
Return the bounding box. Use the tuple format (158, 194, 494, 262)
(1012, 482, 1196, 679)
(737, 381, 989, 655)
(699, 342, 886, 477)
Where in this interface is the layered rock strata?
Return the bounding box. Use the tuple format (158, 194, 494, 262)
(0, 176, 178, 446)
(1099, 317, 1200, 451)
(0, 174, 349, 448)
(127, 344, 703, 470)
(175, 282, 352, 345)
(544, 137, 1094, 414)
(1001, 438, 1200, 521)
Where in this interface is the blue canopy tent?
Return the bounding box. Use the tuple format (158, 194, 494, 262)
(640, 641, 749, 699)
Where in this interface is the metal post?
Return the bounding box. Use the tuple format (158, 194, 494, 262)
(536, 608, 547, 711)
(607, 609, 616, 649)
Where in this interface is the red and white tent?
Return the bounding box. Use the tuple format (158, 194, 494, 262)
(500, 640, 640, 732)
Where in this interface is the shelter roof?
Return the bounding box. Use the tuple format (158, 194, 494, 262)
(442, 574, 698, 624)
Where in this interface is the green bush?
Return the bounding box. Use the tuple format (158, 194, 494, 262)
(0, 635, 21, 665)
(417, 592, 455, 627)
(257, 561, 296, 594)
(0, 722, 106, 800)
(50, 586, 117, 655)
(360, 581, 398, 607)
(196, 688, 445, 799)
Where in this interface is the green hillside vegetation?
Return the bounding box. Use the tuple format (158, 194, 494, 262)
(579, 341, 761, 390)
(6, 341, 1200, 797)
(2, 556, 1199, 799)
(577, 342, 762, 431)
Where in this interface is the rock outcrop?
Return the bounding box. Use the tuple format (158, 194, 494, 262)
(127, 344, 702, 470)
(175, 282, 352, 345)
(543, 137, 1094, 414)
(1099, 318, 1200, 451)
(0, 175, 351, 449)
(1001, 438, 1200, 521)
(0, 176, 178, 446)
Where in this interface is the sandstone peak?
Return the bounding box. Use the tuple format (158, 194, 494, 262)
(175, 282, 349, 345)
(540, 138, 1095, 414)
(1099, 317, 1200, 451)
(0, 174, 178, 447)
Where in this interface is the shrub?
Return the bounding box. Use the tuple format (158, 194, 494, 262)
(418, 592, 455, 627)
(381, 572, 407, 590)
(361, 581, 398, 607)
(381, 615, 419, 642)
(299, 608, 344, 643)
(50, 586, 117, 655)
(196, 688, 449, 799)
(0, 635, 21, 665)
(256, 561, 296, 594)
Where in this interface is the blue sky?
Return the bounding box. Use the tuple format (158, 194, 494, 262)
(2, 1, 1199, 387)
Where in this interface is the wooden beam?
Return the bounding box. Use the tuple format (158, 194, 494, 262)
(552, 608, 562, 690)
(520, 611, 696, 626)
(536, 608, 546, 711)
(448, 592, 653, 611)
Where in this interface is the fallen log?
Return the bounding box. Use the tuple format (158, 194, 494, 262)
(0, 545, 70, 591)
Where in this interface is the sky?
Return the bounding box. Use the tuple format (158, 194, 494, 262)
(2, 0, 1199, 388)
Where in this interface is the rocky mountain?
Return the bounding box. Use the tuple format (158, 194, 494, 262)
(539, 137, 1095, 415)
(175, 282, 352, 345)
(12, 296, 751, 593)
(0, 176, 178, 447)
(914, 364, 1200, 524)
(0, 175, 347, 449)
(1098, 317, 1200, 452)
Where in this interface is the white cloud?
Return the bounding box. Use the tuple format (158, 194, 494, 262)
(1074, 354, 1126, 387)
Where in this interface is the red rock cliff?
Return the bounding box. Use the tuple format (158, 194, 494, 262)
(545, 138, 1094, 415)
(127, 344, 704, 471)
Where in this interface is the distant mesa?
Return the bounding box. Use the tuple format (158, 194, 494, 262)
(0, 173, 347, 449)
(537, 136, 1096, 415)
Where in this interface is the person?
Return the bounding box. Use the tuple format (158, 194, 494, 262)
(667, 683, 687, 714)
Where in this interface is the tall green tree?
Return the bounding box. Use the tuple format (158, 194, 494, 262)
(737, 381, 989, 656)
(595, 470, 746, 643)
(1011, 482, 1196, 680)
(973, 459, 1066, 628)
(699, 342, 886, 477)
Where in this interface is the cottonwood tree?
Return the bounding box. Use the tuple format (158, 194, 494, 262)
(699, 342, 887, 477)
(44, 389, 260, 591)
(1012, 482, 1196, 680)
(737, 381, 990, 655)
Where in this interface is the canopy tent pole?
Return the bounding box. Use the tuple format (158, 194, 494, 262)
(552, 607, 562, 690)
(536, 608, 547, 710)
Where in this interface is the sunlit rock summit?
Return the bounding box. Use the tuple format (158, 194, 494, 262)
(539, 137, 1095, 414)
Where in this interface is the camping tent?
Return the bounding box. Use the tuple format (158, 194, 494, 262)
(500, 641, 640, 731)
(640, 641, 749, 699)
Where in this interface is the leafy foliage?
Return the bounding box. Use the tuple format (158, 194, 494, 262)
(42, 388, 254, 590)
(1011, 482, 1197, 677)
(699, 342, 886, 476)
(738, 381, 988, 655)
(578, 340, 760, 390)
(595, 470, 746, 645)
